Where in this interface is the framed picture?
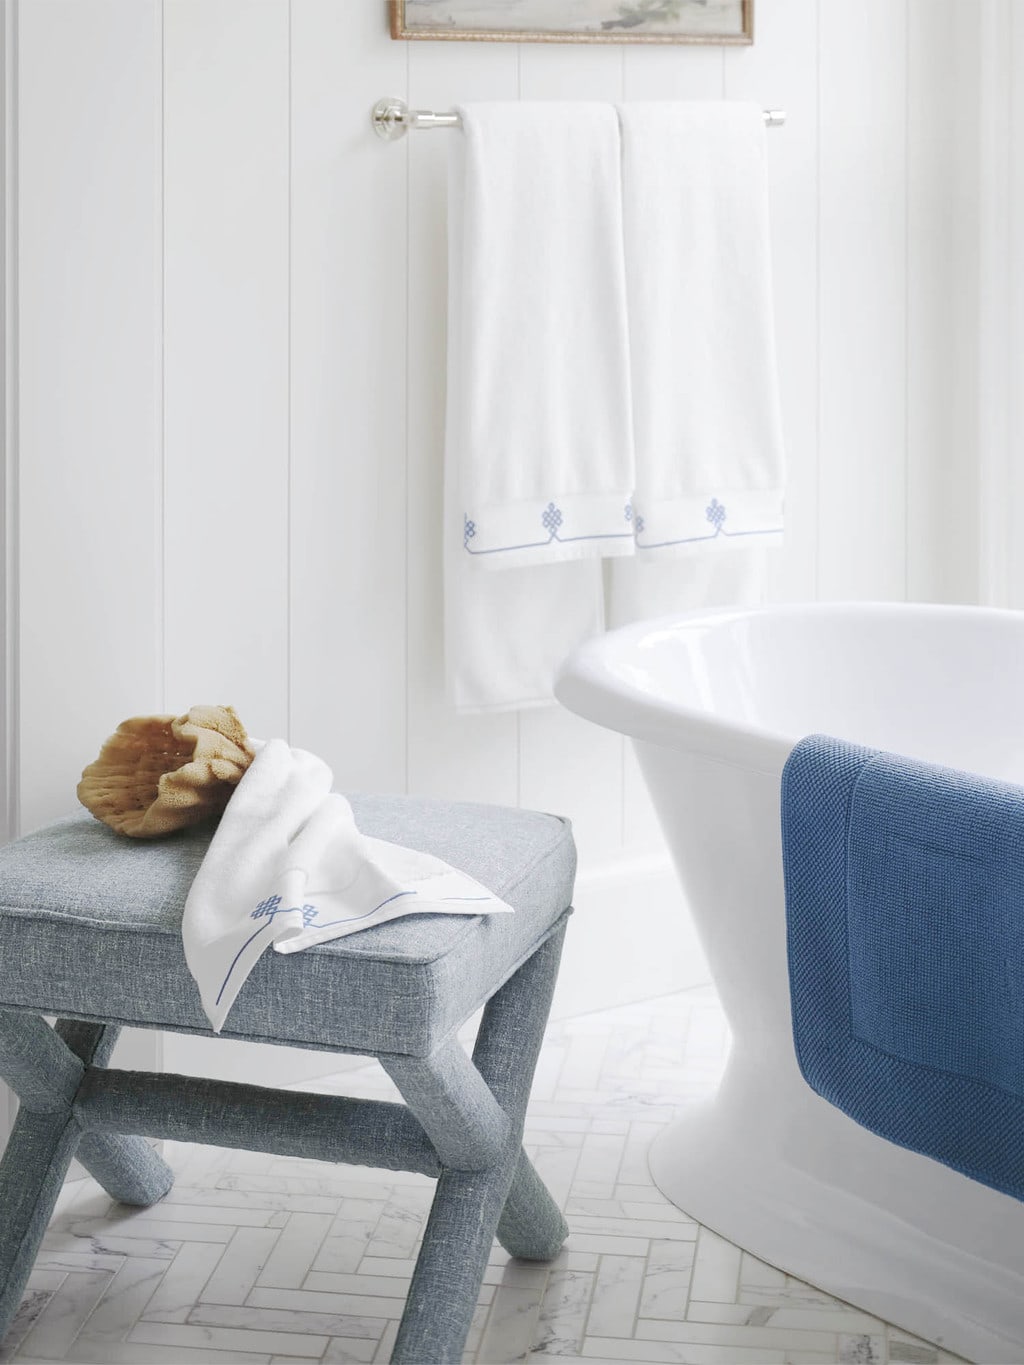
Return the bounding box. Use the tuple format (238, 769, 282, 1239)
(390, 0, 753, 46)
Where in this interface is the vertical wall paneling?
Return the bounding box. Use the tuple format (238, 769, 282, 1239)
(818, 0, 909, 600)
(976, 0, 1012, 606)
(978, 0, 1024, 608)
(163, 0, 289, 738)
(2, 0, 15, 850)
(0, 0, 12, 1153)
(725, 0, 819, 607)
(404, 42, 521, 805)
(906, 0, 979, 603)
(944, 0, 982, 605)
(162, 0, 304, 1086)
(1011, 2, 1024, 608)
(17, 0, 164, 833)
(289, 0, 408, 790)
(518, 35, 623, 94)
(622, 37, 723, 100)
(13, 0, 165, 1134)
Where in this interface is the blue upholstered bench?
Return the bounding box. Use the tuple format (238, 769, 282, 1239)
(0, 795, 575, 1365)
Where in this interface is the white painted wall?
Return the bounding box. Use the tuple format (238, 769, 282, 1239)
(977, 0, 1024, 609)
(1, 0, 983, 1111)
(1, 0, 14, 1146)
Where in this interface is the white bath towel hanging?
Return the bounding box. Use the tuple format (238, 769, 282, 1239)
(450, 102, 635, 568)
(445, 102, 633, 712)
(616, 101, 785, 559)
(183, 740, 512, 1031)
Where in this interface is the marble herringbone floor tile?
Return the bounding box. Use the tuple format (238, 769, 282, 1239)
(2, 989, 969, 1365)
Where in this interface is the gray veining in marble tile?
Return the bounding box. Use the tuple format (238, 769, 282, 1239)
(531, 1267, 594, 1357)
(200, 1227, 282, 1306)
(476, 1282, 543, 1363)
(313, 1199, 386, 1277)
(586, 1253, 645, 1339)
(41, 1230, 180, 1261)
(637, 1236, 696, 1322)
(14, 1270, 112, 1361)
(187, 1301, 387, 1340)
(0, 1286, 63, 1365)
(75, 1256, 168, 1344)
(257, 1212, 335, 1290)
(165, 1184, 342, 1216)
(364, 1187, 431, 1262)
(141, 1240, 226, 1324)
(246, 1286, 398, 1325)
(128, 1318, 326, 1357)
(840, 1334, 886, 1365)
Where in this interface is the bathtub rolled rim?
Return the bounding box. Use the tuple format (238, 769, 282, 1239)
(554, 599, 1024, 772)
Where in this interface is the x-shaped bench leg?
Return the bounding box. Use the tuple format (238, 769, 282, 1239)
(382, 922, 569, 1364)
(0, 1012, 174, 1340)
(0, 918, 570, 1362)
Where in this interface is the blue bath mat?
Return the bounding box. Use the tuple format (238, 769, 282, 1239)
(782, 734, 1024, 1202)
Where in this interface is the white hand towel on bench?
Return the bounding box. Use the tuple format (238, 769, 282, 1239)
(183, 740, 512, 1032)
(617, 101, 785, 558)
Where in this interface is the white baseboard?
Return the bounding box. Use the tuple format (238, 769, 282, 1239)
(161, 1032, 352, 1090)
(550, 851, 710, 1021)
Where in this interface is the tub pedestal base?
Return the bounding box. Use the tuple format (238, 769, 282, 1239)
(648, 1065, 1024, 1365)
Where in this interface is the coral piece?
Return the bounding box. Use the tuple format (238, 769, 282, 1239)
(77, 705, 256, 838)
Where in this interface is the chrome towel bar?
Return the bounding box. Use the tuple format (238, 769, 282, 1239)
(372, 96, 785, 141)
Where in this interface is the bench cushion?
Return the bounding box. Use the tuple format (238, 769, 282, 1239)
(0, 797, 575, 1058)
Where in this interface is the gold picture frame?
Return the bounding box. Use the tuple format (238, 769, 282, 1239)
(390, 0, 753, 46)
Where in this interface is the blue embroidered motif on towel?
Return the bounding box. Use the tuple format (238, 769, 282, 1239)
(464, 495, 780, 556)
(463, 502, 634, 557)
(215, 891, 424, 1009)
(706, 497, 727, 529)
(633, 495, 782, 551)
(250, 896, 319, 928)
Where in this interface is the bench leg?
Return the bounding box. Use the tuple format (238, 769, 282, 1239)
(386, 919, 570, 1365)
(392, 1156, 522, 1364)
(473, 926, 570, 1264)
(0, 1013, 173, 1345)
(56, 1019, 175, 1206)
(497, 1147, 568, 1261)
(74, 1129, 175, 1208)
(0, 1109, 81, 1340)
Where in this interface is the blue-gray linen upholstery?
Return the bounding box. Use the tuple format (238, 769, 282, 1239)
(0, 795, 575, 1056)
(0, 794, 576, 1364)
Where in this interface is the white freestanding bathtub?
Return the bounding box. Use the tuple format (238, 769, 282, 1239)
(555, 602, 1024, 1364)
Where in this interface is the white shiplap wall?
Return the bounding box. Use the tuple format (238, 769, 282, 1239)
(2, 0, 981, 1104)
(977, 0, 1024, 608)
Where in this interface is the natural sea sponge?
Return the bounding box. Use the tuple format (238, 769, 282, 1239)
(77, 705, 256, 838)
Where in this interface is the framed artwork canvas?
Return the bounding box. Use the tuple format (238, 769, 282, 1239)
(390, 0, 753, 46)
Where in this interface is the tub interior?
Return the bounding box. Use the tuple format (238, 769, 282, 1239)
(619, 606, 1024, 783)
